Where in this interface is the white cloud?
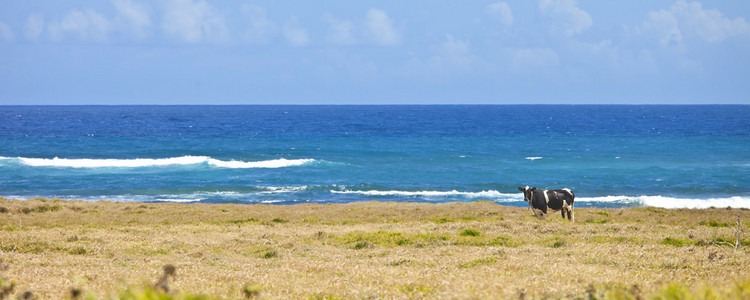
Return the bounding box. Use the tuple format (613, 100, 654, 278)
(486, 2, 513, 27)
(283, 16, 310, 46)
(539, 0, 592, 36)
(25, 14, 45, 41)
(111, 0, 151, 38)
(636, 1, 750, 46)
(162, 0, 226, 43)
(641, 10, 682, 47)
(48, 9, 112, 41)
(0, 22, 13, 42)
(670, 0, 750, 42)
(323, 13, 355, 45)
(366, 8, 399, 46)
(242, 5, 275, 44)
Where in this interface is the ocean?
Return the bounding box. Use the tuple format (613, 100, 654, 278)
(1, 105, 749, 209)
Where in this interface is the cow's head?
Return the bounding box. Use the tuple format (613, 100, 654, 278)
(517, 186, 536, 203)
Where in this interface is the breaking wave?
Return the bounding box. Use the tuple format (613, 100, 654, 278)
(0, 156, 316, 169)
(575, 195, 750, 209)
(331, 189, 519, 199)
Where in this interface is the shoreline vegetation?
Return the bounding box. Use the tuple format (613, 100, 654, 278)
(1, 197, 749, 299)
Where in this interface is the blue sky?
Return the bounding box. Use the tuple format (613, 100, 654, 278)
(0, 0, 749, 104)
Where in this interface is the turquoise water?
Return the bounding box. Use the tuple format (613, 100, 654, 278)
(1, 105, 749, 208)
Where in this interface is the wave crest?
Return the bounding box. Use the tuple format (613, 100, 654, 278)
(1, 155, 316, 169)
(331, 189, 519, 199)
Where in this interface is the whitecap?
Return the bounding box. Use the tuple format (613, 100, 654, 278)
(577, 195, 750, 209)
(207, 158, 314, 168)
(331, 189, 520, 200)
(7, 155, 316, 169)
(154, 198, 203, 203)
(18, 156, 209, 168)
(525, 157, 543, 161)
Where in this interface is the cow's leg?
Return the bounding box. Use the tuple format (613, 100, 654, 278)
(561, 208, 567, 219)
(568, 206, 575, 222)
(532, 207, 544, 219)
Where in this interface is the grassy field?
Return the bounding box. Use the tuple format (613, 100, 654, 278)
(1, 197, 749, 299)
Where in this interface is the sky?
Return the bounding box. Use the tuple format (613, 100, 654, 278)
(0, 0, 749, 104)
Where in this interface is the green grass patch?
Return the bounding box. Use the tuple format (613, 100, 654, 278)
(480, 236, 514, 247)
(353, 241, 373, 250)
(117, 285, 217, 300)
(589, 236, 641, 245)
(1, 226, 20, 231)
(387, 259, 412, 266)
(68, 246, 88, 255)
(596, 211, 611, 217)
(459, 229, 481, 237)
(700, 220, 730, 228)
(586, 219, 609, 224)
(228, 218, 259, 225)
(430, 218, 455, 224)
(458, 257, 497, 268)
(20, 204, 62, 214)
(550, 239, 566, 248)
(642, 207, 668, 215)
(271, 218, 288, 223)
(660, 237, 693, 247)
(659, 262, 692, 270)
(261, 250, 277, 259)
(331, 230, 516, 249)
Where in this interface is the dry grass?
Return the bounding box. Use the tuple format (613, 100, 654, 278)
(1, 197, 749, 299)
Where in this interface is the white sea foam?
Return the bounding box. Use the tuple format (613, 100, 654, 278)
(207, 158, 314, 168)
(155, 198, 203, 203)
(2, 156, 315, 169)
(577, 195, 750, 209)
(329, 190, 750, 208)
(331, 189, 520, 199)
(261, 200, 286, 204)
(525, 157, 543, 160)
(260, 186, 309, 193)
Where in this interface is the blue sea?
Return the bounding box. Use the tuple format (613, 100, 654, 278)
(1, 105, 749, 209)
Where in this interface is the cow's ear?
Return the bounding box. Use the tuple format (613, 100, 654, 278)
(531, 187, 536, 191)
(518, 187, 523, 191)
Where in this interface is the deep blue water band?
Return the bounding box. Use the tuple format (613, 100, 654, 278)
(1, 105, 749, 208)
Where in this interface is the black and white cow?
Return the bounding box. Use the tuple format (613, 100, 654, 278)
(517, 186, 575, 222)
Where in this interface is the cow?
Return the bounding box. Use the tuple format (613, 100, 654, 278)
(517, 186, 575, 222)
